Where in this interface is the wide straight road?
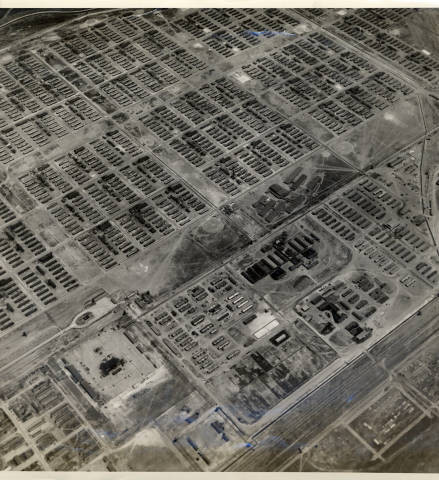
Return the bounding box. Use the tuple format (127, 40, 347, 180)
(226, 296, 439, 472)
(369, 296, 439, 369)
(225, 354, 387, 471)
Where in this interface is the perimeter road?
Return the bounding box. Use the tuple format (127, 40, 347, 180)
(225, 296, 439, 471)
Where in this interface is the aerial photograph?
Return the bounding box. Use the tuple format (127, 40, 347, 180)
(0, 6, 439, 473)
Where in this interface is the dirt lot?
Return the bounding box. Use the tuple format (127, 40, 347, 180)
(305, 425, 374, 471)
(349, 386, 422, 451)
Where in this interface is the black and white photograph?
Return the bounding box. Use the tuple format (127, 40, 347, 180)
(0, 6, 438, 474)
